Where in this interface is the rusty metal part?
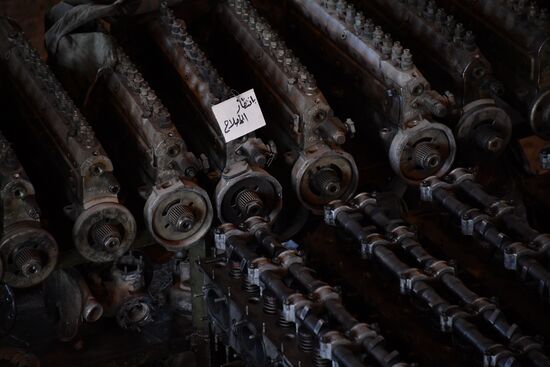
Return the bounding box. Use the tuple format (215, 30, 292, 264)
(0, 130, 58, 288)
(352, 0, 513, 157)
(456, 99, 512, 157)
(438, 0, 550, 138)
(208, 217, 410, 367)
(146, 4, 283, 224)
(284, 0, 456, 182)
(388, 119, 455, 183)
(219, 1, 358, 213)
(216, 0, 359, 212)
(0, 17, 136, 262)
(92, 251, 154, 330)
(43, 268, 102, 341)
(45, 4, 213, 251)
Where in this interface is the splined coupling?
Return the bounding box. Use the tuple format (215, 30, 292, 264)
(236, 189, 264, 218)
(413, 143, 441, 169)
(311, 168, 341, 197)
(167, 203, 196, 233)
(92, 223, 122, 252)
(13, 247, 42, 278)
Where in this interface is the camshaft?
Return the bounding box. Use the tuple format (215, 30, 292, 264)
(209, 217, 409, 367)
(421, 170, 550, 302)
(326, 193, 550, 367)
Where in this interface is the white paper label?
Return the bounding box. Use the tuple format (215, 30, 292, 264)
(211, 89, 266, 143)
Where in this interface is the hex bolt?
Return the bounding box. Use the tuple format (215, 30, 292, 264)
(463, 31, 476, 51)
(364, 19, 375, 39)
(392, 41, 404, 65)
(401, 49, 414, 70)
(474, 124, 504, 153)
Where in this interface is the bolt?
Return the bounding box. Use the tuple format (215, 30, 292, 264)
(364, 18, 375, 39)
(401, 49, 414, 70)
(345, 4, 355, 25)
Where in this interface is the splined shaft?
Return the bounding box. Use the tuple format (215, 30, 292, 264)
(167, 203, 196, 232)
(92, 223, 122, 252)
(14, 248, 43, 278)
(413, 143, 441, 169)
(236, 190, 264, 218)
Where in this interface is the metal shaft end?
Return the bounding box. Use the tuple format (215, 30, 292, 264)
(167, 203, 196, 232)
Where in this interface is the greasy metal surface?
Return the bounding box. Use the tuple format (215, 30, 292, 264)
(145, 3, 283, 225)
(45, 5, 213, 250)
(283, 0, 457, 182)
(0, 18, 137, 262)
(0, 130, 58, 288)
(216, 0, 359, 213)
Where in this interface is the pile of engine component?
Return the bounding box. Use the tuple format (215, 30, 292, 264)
(0, 0, 549, 366)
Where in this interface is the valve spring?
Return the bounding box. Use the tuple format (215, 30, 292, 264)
(14, 247, 42, 277)
(229, 262, 243, 279)
(243, 279, 260, 296)
(92, 223, 122, 251)
(236, 189, 264, 218)
(263, 295, 277, 314)
(167, 203, 195, 232)
(277, 313, 293, 328)
(312, 168, 341, 197)
(298, 328, 315, 352)
(413, 143, 441, 169)
(313, 349, 332, 367)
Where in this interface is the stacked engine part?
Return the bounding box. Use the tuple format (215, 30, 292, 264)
(205, 217, 408, 367)
(436, 0, 549, 139)
(45, 3, 213, 251)
(0, 17, 137, 263)
(0, 130, 58, 288)
(0, 0, 549, 366)
(282, 0, 457, 183)
(143, 3, 283, 226)
(346, 0, 513, 160)
(214, 0, 359, 213)
(421, 168, 550, 302)
(325, 193, 550, 366)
